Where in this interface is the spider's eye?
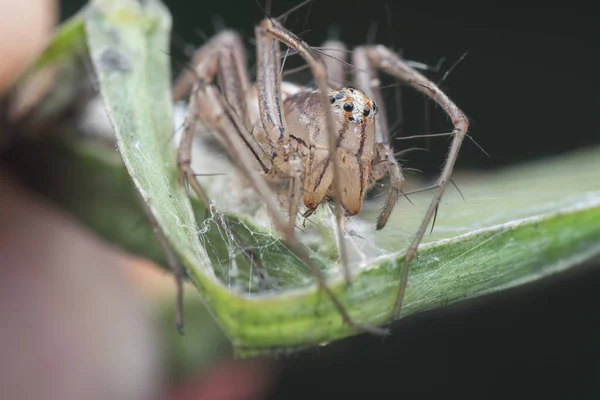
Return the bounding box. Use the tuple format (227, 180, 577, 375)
(363, 107, 371, 117)
(372, 102, 379, 115)
(330, 96, 335, 104)
(334, 92, 345, 100)
(343, 102, 354, 112)
(348, 116, 355, 121)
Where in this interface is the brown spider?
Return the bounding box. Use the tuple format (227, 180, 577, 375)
(172, 14, 468, 334)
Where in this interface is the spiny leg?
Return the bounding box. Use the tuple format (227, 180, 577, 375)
(359, 45, 469, 319)
(257, 18, 353, 286)
(286, 151, 304, 231)
(321, 40, 370, 285)
(174, 30, 267, 160)
(172, 30, 250, 114)
(137, 193, 185, 334)
(374, 143, 405, 229)
(352, 47, 406, 230)
(174, 32, 271, 291)
(320, 40, 348, 89)
(174, 29, 272, 217)
(253, 17, 300, 239)
(352, 47, 390, 145)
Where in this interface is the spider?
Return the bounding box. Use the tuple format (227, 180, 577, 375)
(172, 11, 469, 334)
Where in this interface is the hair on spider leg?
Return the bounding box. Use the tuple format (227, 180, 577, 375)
(274, 0, 315, 23)
(398, 189, 415, 206)
(311, 46, 356, 55)
(395, 131, 454, 140)
(449, 178, 466, 201)
(181, 167, 191, 193)
(265, 23, 372, 83)
(279, 47, 365, 89)
(437, 50, 470, 86)
(378, 81, 406, 91)
(279, 47, 294, 83)
(404, 57, 447, 73)
(299, 213, 321, 231)
(368, 184, 414, 206)
(400, 177, 465, 200)
(466, 133, 491, 158)
(393, 147, 430, 159)
(276, 44, 365, 74)
(281, 63, 311, 78)
(428, 203, 440, 235)
(246, 27, 315, 85)
(312, 48, 368, 75)
(277, 12, 307, 36)
(401, 167, 424, 175)
(376, 177, 463, 236)
(393, 129, 491, 159)
(246, 26, 312, 49)
(252, 0, 288, 22)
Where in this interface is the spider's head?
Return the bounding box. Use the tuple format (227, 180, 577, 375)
(329, 87, 378, 125)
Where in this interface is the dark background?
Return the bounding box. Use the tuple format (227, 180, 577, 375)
(59, 0, 600, 397)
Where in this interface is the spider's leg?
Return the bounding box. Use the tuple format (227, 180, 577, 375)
(352, 47, 405, 230)
(174, 32, 272, 293)
(173, 30, 249, 111)
(254, 21, 289, 150)
(175, 31, 270, 179)
(360, 45, 469, 320)
(374, 143, 405, 229)
(257, 19, 353, 287)
(320, 40, 348, 88)
(175, 30, 278, 212)
(352, 47, 390, 144)
(286, 151, 304, 232)
(138, 194, 186, 334)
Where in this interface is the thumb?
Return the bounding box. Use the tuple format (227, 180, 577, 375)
(0, 0, 58, 95)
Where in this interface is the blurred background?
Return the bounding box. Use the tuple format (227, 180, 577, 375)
(4, 0, 599, 398)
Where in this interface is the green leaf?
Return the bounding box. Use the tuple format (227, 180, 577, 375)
(20, 0, 600, 357)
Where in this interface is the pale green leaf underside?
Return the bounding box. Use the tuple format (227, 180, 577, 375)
(82, 0, 600, 356)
